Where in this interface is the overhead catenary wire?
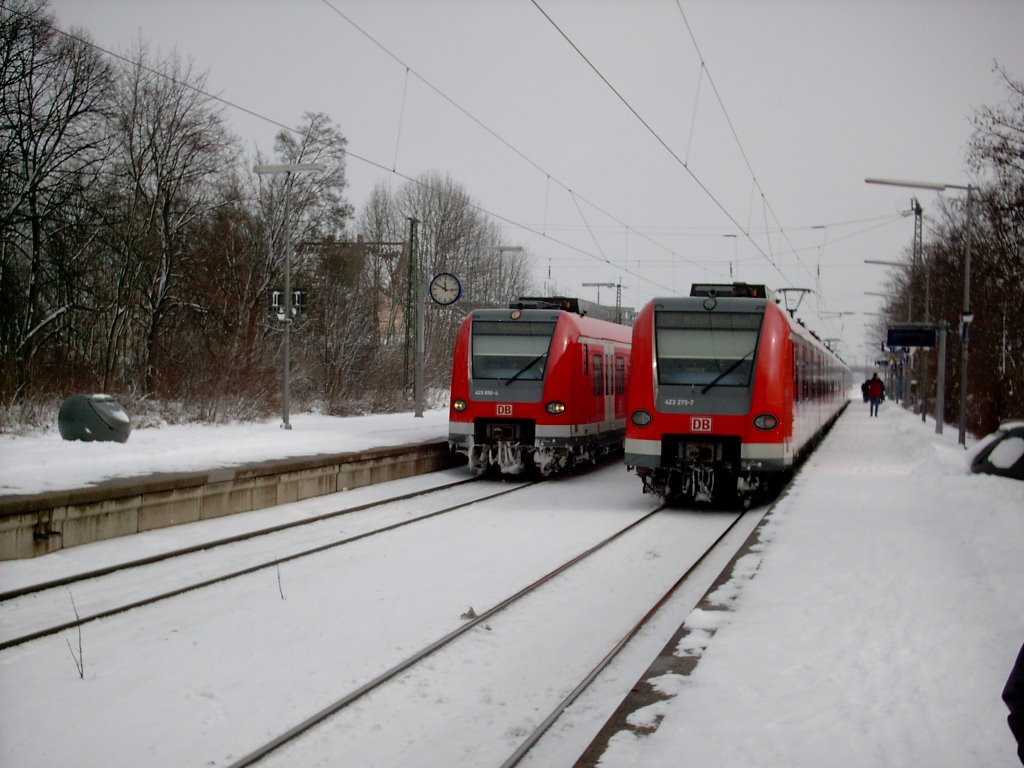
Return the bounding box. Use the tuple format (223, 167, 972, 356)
(535, 212, 905, 238)
(530, 0, 791, 286)
(670, 0, 885, 353)
(673, 0, 819, 288)
(569, 190, 612, 263)
(684, 62, 705, 166)
(5, 1, 685, 297)
(315, 0, 711, 283)
(392, 67, 410, 173)
(9, 0, 903, 324)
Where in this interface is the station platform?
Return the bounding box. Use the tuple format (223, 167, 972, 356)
(575, 400, 1023, 767)
(0, 411, 452, 560)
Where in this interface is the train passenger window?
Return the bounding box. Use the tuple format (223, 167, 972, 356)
(592, 353, 604, 395)
(615, 356, 626, 395)
(793, 346, 800, 403)
(471, 320, 555, 381)
(654, 311, 762, 387)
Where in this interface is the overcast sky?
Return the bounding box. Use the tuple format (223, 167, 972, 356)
(45, 0, 1024, 365)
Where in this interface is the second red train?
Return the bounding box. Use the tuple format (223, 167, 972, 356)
(624, 282, 851, 503)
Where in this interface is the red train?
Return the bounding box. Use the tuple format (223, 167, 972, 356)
(448, 297, 632, 476)
(625, 283, 851, 502)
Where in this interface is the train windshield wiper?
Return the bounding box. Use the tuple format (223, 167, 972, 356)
(505, 352, 547, 385)
(701, 347, 756, 394)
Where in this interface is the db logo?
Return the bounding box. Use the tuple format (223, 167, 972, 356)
(691, 417, 713, 432)
(496, 404, 513, 416)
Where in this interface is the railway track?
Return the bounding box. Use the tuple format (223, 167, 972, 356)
(0, 476, 479, 602)
(1, 464, 775, 768)
(0, 477, 534, 650)
(226, 504, 759, 768)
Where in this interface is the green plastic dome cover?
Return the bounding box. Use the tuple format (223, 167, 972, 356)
(58, 394, 132, 443)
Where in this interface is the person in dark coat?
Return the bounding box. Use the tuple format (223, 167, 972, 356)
(866, 373, 885, 417)
(861, 378, 870, 402)
(1005, 641, 1024, 765)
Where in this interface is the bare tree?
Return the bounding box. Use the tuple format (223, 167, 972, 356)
(966, 64, 1024, 433)
(0, 5, 536, 420)
(0, 0, 112, 397)
(358, 171, 533, 394)
(878, 67, 1024, 435)
(970, 62, 1024, 184)
(253, 112, 355, 411)
(358, 183, 410, 349)
(171, 178, 276, 420)
(103, 41, 238, 394)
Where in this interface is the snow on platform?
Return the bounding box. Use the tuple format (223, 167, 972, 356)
(591, 399, 1024, 767)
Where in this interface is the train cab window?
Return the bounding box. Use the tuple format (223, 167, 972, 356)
(471, 320, 556, 381)
(592, 353, 604, 395)
(654, 311, 763, 388)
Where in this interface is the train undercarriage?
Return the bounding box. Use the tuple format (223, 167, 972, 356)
(634, 463, 768, 506)
(462, 437, 622, 477)
(630, 434, 777, 506)
(455, 419, 622, 478)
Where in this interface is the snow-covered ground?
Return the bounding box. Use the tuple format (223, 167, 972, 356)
(594, 401, 1024, 767)
(0, 410, 450, 495)
(1, 399, 1022, 766)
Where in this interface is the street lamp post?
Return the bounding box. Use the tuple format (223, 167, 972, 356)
(582, 281, 616, 304)
(582, 281, 620, 322)
(480, 245, 525, 307)
(254, 162, 324, 430)
(865, 177, 974, 446)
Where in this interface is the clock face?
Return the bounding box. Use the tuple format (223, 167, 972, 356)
(429, 272, 462, 305)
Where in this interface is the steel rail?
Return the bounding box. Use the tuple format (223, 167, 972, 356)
(499, 507, 753, 768)
(0, 477, 479, 602)
(0, 480, 533, 651)
(224, 505, 667, 768)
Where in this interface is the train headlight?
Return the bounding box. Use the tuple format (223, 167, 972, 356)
(753, 413, 778, 431)
(545, 401, 566, 415)
(631, 409, 653, 427)
(452, 399, 467, 412)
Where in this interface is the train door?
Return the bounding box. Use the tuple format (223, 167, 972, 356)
(614, 351, 627, 422)
(591, 348, 604, 430)
(604, 342, 615, 429)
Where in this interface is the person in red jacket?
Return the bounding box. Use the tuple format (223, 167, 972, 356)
(866, 373, 885, 417)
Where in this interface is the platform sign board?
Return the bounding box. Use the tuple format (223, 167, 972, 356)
(887, 326, 937, 348)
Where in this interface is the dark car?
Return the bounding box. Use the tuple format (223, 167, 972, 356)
(971, 420, 1024, 481)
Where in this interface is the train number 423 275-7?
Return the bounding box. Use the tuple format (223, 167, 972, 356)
(662, 398, 695, 407)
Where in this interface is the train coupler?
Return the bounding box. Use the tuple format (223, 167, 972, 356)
(683, 465, 716, 503)
(468, 442, 527, 475)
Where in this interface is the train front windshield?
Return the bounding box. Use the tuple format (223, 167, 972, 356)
(655, 311, 763, 387)
(471, 320, 556, 381)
